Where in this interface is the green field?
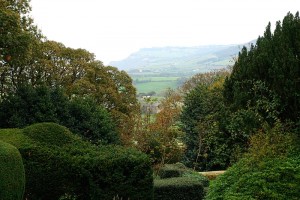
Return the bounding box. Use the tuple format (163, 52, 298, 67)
(133, 76, 180, 95)
(134, 76, 180, 82)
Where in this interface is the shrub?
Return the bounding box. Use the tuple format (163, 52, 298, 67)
(206, 156, 300, 200)
(61, 97, 119, 145)
(154, 163, 208, 200)
(0, 123, 153, 200)
(181, 171, 209, 187)
(0, 140, 25, 200)
(157, 163, 209, 187)
(206, 123, 300, 200)
(157, 163, 187, 179)
(154, 177, 205, 200)
(0, 128, 76, 200)
(22, 122, 77, 147)
(68, 145, 153, 199)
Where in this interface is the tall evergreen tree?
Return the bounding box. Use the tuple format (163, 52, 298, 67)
(224, 12, 300, 127)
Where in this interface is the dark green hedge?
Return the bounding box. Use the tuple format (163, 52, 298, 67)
(154, 163, 208, 200)
(157, 163, 187, 179)
(154, 177, 205, 200)
(157, 163, 209, 187)
(0, 123, 153, 200)
(22, 122, 76, 147)
(65, 145, 154, 199)
(0, 140, 25, 200)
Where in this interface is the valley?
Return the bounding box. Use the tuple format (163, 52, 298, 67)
(110, 42, 255, 95)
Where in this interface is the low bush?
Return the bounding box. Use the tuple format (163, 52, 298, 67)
(22, 122, 77, 147)
(65, 144, 153, 200)
(206, 123, 300, 200)
(157, 163, 187, 179)
(154, 177, 205, 200)
(154, 163, 208, 200)
(181, 171, 209, 187)
(0, 140, 25, 200)
(157, 163, 209, 187)
(0, 123, 153, 200)
(206, 156, 300, 200)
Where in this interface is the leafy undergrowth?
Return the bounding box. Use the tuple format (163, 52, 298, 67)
(206, 123, 300, 200)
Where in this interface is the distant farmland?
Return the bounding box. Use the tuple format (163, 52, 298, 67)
(132, 76, 181, 95)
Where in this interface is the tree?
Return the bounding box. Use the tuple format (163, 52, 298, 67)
(0, 0, 38, 97)
(130, 90, 185, 167)
(224, 12, 300, 128)
(0, 0, 139, 144)
(180, 69, 230, 94)
(148, 89, 185, 166)
(180, 70, 234, 171)
(0, 85, 118, 144)
(62, 97, 119, 144)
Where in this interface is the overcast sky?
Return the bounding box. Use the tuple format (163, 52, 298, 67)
(30, 0, 299, 64)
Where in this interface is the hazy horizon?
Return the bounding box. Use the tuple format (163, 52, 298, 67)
(30, 0, 299, 64)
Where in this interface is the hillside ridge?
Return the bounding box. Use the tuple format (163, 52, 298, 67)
(110, 41, 255, 75)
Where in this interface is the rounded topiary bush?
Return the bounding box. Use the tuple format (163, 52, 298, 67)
(0, 127, 154, 200)
(0, 140, 25, 200)
(22, 122, 77, 147)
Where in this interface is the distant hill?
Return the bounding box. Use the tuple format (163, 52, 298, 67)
(110, 41, 255, 77)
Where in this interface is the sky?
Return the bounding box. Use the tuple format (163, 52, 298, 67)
(30, 0, 299, 64)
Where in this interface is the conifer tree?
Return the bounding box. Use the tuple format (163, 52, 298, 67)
(224, 12, 300, 126)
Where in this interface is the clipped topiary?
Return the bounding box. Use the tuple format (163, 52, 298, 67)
(22, 122, 77, 147)
(65, 144, 153, 200)
(0, 125, 153, 200)
(0, 140, 25, 200)
(157, 163, 209, 186)
(154, 177, 205, 200)
(154, 163, 209, 199)
(157, 163, 187, 179)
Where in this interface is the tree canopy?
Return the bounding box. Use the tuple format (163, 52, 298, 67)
(0, 1, 139, 143)
(224, 12, 300, 125)
(180, 12, 300, 171)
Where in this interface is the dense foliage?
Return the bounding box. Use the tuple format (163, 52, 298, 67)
(0, 123, 153, 200)
(202, 13, 300, 195)
(206, 123, 300, 200)
(0, 0, 139, 143)
(224, 11, 300, 128)
(181, 12, 300, 171)
(2, 1, 300, 198)
(132, 90, 185, 167)
(180, 71, 232, 170)
(0, 85, 119, 144)
(0, 140, 25, 200)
